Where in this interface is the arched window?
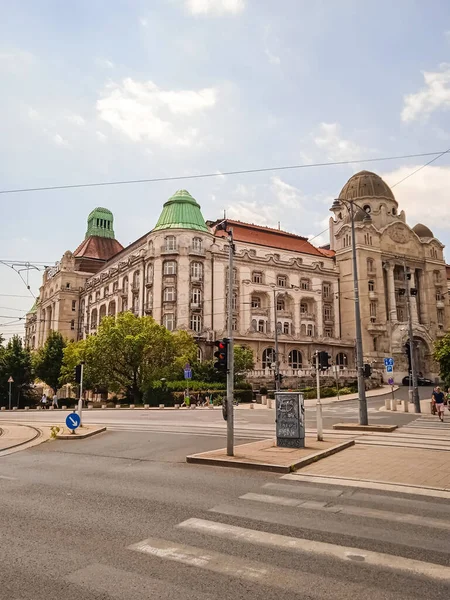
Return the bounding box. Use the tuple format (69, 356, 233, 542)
(368, 280, 375, 292)
(276, 297, 285, 311)
(95, 291, 100, 302)
(197, 346, 203, 362)
(122, 298, 128, 312)
(251, 319, 257, 331)
(301, 324, 306, 336)
(336, 352, 348, 368)
(262, 348, 275, 369)
(123, 276, 129, 293)
(251, 296, 261, 309)
(307, 324, 314, 337)
(367, 258, 375, 274)
(133, 270, 140, 289)
(104, 286, 109, 298)
(163, 261, 177, 275)
(99, 304, 107, 323)
(300, 301, 308, 315)
(232, 292, 238, 310)
(283, 322, 290, 335)
(91, 308, 98, 329)
(289, 349, 302, 369)
(146, 289, 153, 307)
(113, 281, 118, 293)
(108, 301, 116, 316)
(164, 287, 175, 302)
(146, 263, 153, 282)
(191, 261, 203, 280)
(164, 235, 177, 251)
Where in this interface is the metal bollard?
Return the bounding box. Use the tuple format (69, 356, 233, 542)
(390, 398, 397, 411)
(402, 399, 409, 413)
(316, 400, 323, 441)
(385, 398, 390, 410)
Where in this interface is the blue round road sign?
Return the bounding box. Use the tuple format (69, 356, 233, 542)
(65, 413, 81, 430)
(388, 377, 394, 386)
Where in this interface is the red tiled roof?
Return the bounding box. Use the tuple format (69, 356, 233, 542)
(73, 236, 124, 261)
(211, 220, 326, 257)
(318, 247, 335, 258)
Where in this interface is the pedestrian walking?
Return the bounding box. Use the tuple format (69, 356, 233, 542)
(52, 394, 58, 409)
(446, 388, 450, 413)
(431, 386, 445, 422)
(41, 394, 48, 409)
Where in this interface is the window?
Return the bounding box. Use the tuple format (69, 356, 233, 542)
(367, 258, 375, 274)
(190, 314, 202, 332)
(231, 292, 238, 310)
(252, 271, 263, 284)
(322, 282, 331, 299)
(258, 320, 266, 333)
(191, 262, 203, 279)
(163, 261, 177, 275)
(431, 247, 438, 259)
(437, 308, 445, 325)
(163, 313, 175, 331)
(323, 304, 333, 320)
(72, 300, 76, 312)
(197, 347, 203, 362)
(364, 233, 373, 245)
(251, 319, 257, 332)
(95, 291, 100, 302)
(133, 271, 140, 289)
(192, 237, 203, 252)
(104, 286, 109, 298)
(164, 287, 175, 302)
(368, 280, 375, 292)
(132, 295, 139, 314)
(289, 349, 302, 369)
(370, 301, 377, 321)
(363, 204, 371, 214)
(283, 322, 290, 335)
(146, 290, 153, 307)
(229, 317, 238, 331)
(251, 296, 261, 309)
(191, 288, 202, 305)
(300, 302, 308, 315)
(164, 235, 176, 251)
(325, 328, 333, 337)
(146, 263, 153, 282)
(277, 275, 287, 288)
(300, 278, 311, 291)
(108, 301, 116, 316)
(122, 299, 128, 312)
(307, 324, 314, 337)
(123, 277, 129, 293)
(336, 352, 348, 368)
(66, 282, 70, 289)
(113, 281, 118, 292)
(392, 207, 397, 216)
(262, 348, 275, 369)
(373, 337, 377, 351)
(397, 306, 405, 321)
(434, 270, 441, 284)
(91, 309, 98, 329)
(276, 297, 285, 311)
(436, 288, 444, 302)
(70, 319, 75, 331)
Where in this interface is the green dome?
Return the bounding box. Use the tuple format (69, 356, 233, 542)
(153, 190, 208, 232)
(85, 207, 116, 239)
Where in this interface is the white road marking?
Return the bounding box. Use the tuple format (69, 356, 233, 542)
(0, 474, 17, 480)
(240, 492, 450, 531)
(178, 518, 450, 582)
(282, 473, 450, 499)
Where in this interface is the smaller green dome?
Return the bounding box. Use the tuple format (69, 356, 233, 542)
(153, 190, 208, 232)
(85, 207, 116, 239)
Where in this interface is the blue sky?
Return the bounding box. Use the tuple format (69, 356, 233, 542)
(1, 0, 450, 337)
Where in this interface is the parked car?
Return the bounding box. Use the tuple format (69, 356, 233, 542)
(401, 375, 434, 386)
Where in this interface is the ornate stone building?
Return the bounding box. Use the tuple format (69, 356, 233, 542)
(25, 172, 448, 382)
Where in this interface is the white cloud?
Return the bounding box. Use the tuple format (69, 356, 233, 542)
(312, 122, 365, 162)
(97, 77, 217, 146)
(52, 133, 69, 147)
(382, 164, 450, 230)
(0, 49, 35, 73)
(265, 48, 281, 65)
(139, 17, 148, 27)
(96, 131, 108, 143)
(185, 0, 245, 16)
(66, 114, 85, 126)
(401, 64, 450, 122)
(95, 57, 114, 69)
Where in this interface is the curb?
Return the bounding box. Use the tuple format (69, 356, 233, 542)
(186, 439, 355, 474)
(57, 427, 107, 440)
(332, 423, 398, 432)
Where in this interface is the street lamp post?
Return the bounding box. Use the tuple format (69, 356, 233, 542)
(273, 288, 280, 392)
(333, 199, 369, 426)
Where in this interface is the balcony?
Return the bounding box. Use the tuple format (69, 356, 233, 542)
(436, 300, 445, 309)
(189, 246, 206, 257)
(131, 284, 140, 293)
(190, 302, 202, 310)
(191, 274, 203, 282)
(301, 313, 316, 321)
(120, 289, 128, 298)
(276, 310, 293, 319)
(323, 318, 334, 326)
(145, 279, 153, 288)
(144, 304, 152, 315)
(367, 321, 387, 333)
(369, 291, 378, 300)
(251, 307, 269, 316)
(161, 245, 179, 255)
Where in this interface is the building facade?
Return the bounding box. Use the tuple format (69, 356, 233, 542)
(25, 173, 449, 382)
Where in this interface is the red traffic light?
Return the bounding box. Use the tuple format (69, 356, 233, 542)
(214, 338, 229, 372)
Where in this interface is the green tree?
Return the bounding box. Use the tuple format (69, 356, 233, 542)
(234, 345, 255, 383)
(0, 335, 33, 408)
(33, 331, 66, 393)
(434, 334, 450, 387)
(71, 313, 197, 403)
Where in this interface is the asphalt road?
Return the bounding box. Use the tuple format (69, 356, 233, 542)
(0, 416, 449, 600)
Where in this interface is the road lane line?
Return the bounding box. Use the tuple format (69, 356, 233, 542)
(282, 474, 450, 499)
(178, 518, 450, 582)
(0, 474, 17, 480)
(239, 492, 302, 506)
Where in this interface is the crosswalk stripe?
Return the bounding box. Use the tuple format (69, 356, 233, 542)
(239, 492, 450, 531)
(283, 473, 450, 499)
(177, 518, 450, 582)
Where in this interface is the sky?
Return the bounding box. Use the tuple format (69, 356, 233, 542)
(1, 0, 450, 338)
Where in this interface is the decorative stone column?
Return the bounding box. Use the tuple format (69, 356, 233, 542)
(385, 263, 397, 322)
(409, 271, 419, 324)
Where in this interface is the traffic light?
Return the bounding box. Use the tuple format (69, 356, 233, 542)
(318, 351, 331, 371)
(74, 364, 83, 384)
(363, 363, 372, 378)
(214, 338, 229, 373)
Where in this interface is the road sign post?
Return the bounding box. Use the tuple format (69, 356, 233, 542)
(184, 363, 192, 402)
(7, 377, 13, 411)
(65, 412, 81, 434)
(77, 363, 84, 427)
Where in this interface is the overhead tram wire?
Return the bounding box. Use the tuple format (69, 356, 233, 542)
(0, 150, 448, 196)
(390, 147, 450, 188)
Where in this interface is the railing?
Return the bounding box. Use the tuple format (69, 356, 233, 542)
(189, 246, 206, 256)
(161, 245, 179, 254)
(248, 367, 358, 378)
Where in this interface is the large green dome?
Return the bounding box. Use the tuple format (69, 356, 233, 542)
(153, 190, 208, 232)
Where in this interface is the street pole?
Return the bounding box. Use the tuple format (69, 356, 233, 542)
(349, 201, 368, 426)
(77, 362, 84, 427)
(404, 264, 421, 413)
(273, 288, 280, 392)
(315, 352, 323, 441)
(8, 378, 12, 411)
(226, 228, 235, 457)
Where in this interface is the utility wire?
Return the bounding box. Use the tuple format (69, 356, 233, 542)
(0, 151, 448, 196)
(390, 148, 450, 188)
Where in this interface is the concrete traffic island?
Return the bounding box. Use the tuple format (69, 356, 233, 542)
(332, 423, 398, 433)
(56, 425, 107, 440)
(186, 438, 355, 473)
